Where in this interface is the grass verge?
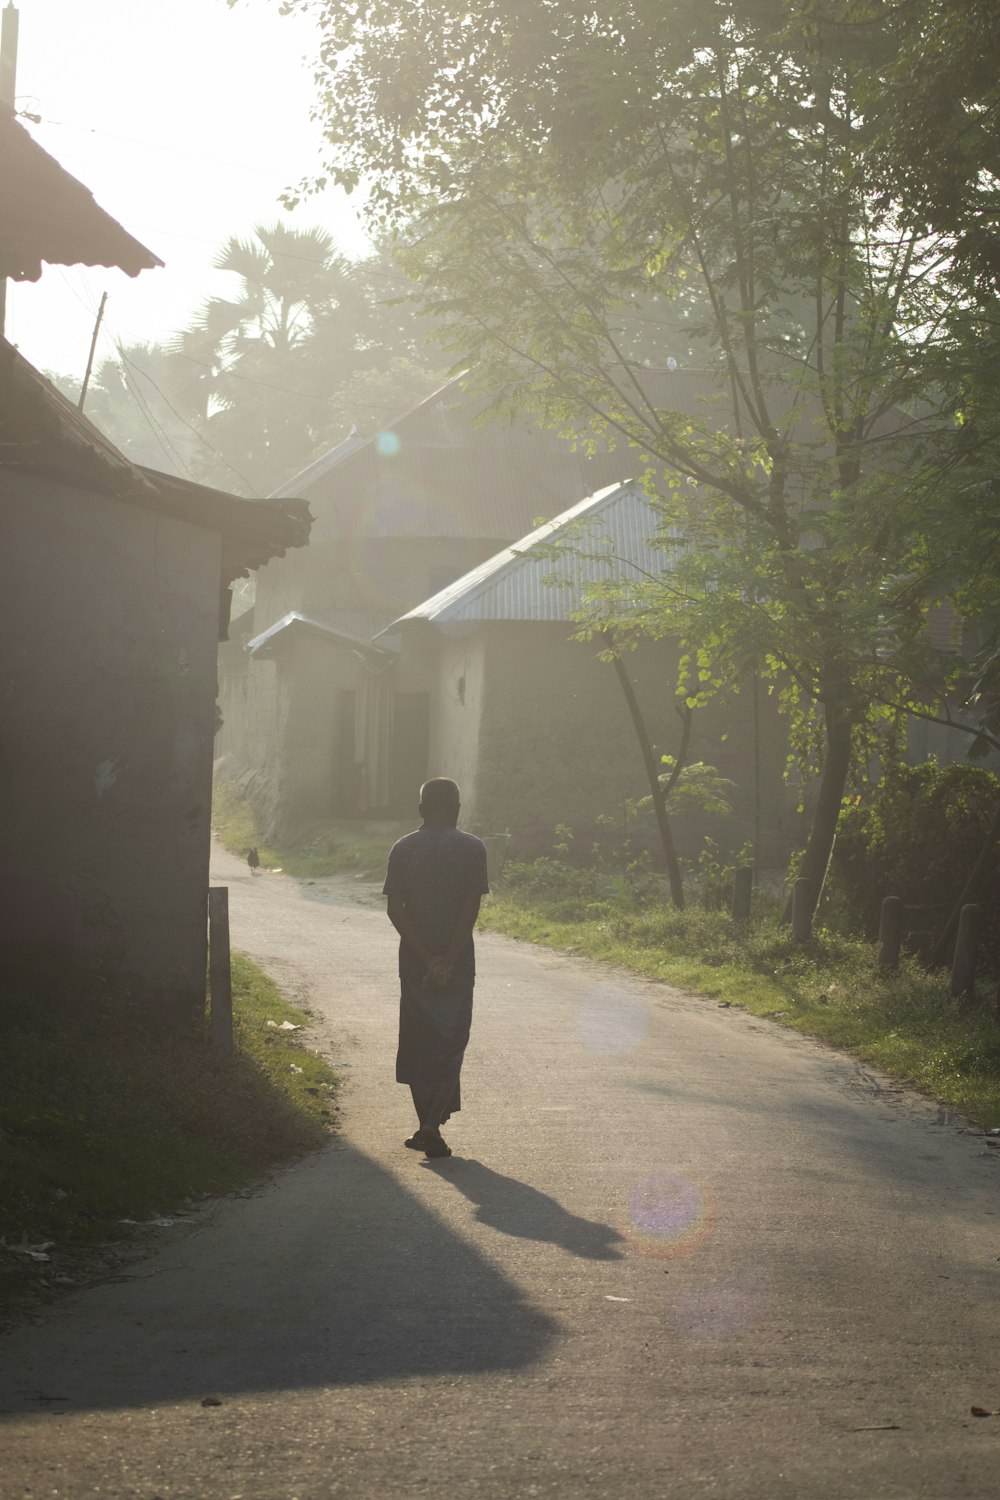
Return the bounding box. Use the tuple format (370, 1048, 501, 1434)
(213, 781, 404, 880)
(0, 952, 340, 1309)
(480, 873, 1000, 1129)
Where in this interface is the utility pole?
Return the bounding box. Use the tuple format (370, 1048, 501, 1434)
(0, 3, 20, 337)
(78, 291, 107, 411)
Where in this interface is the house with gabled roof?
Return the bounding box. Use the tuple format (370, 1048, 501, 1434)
(0, 114, 311, 1025)
(0, 343, 310, 1024)
(381, 479, 792, 860)
(215, 374, 643, 835)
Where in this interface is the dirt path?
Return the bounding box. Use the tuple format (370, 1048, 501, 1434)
(2, 842, 1000, 1498)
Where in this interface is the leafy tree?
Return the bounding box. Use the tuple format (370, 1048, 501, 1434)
(285, 0, 985, 915)
(848, 0, 1000, 293)
(60, 225, 447, 497)
(830, 761, 1000, 959)
(53, 344, 213, 483)
(169, 223, 444, 494)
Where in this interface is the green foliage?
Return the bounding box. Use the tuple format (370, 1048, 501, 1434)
(0, 954, 339, 1300)
(829, 760, 1000, 945)
(55, 229, 446, 497)
(212, 781, 406, 880)
(285, 0, 996, 926)
(639, 757, 735, 818)
(691, 839, 756, 911)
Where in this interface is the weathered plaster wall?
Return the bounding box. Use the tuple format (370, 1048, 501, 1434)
(457, 623, 793, 862)
(215, 641, 289, 838)
(421, 625, 488, 813)
(0, 471, 221, 1019)
(279, 633, 361, 833)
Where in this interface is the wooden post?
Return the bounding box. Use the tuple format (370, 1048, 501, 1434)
(731, 864, 753, 923)
(208, 887, 233, 1052)
(950, 903, 981, 1000)
(78, 291, 108, 411)
(878, 896, 904, 972)
(791, 876, 813, 943)
(0, 4, 20, 337)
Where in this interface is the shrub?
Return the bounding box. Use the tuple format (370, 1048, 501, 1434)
(829, 760, 1000, 957)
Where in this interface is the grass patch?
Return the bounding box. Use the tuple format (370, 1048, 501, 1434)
(213, 781, 404, 880)
(481, 868, 1000, 1129)
(0, 952, 340, 1307)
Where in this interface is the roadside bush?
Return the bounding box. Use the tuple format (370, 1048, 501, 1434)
(829, 760, 1000, 957)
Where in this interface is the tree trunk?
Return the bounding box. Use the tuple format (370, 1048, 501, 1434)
(783, 701, 853, 926)
(604, 635, 686, 909)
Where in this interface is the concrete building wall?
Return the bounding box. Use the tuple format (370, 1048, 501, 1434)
(215, 641, 289, 839)
(424, 627, 489, 814)
(0, 471, 222, 1019)
(442, 622, 793, 863)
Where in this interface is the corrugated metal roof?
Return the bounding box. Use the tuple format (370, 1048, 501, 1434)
(385, 480, 671, 628)
(267, 428, 367, 500)
(248, 611, 396, 659)
(0, 115, 163, 281)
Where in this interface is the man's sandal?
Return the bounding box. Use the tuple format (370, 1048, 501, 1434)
(423, 1134, 452, 1159)
(404, 1131, 427, 1150)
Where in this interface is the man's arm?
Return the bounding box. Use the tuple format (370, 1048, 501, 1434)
(442, 892, 482, 967)
(386, 895, 435, 971)
(423, 892, 482, 986)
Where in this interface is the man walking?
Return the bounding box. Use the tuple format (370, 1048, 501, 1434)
(383, 778, 489, 1159)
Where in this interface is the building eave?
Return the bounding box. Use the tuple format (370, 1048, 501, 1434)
(0, 112, 163, 281)
(247, 611, 397, 662)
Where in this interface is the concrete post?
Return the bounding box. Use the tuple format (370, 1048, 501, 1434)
(878, 896, 904, 972)
(950, 903, 982, 1000)
(731, 864, 753, 923)
(791, 877, 813, 943)
(208, 887, 233, 1053)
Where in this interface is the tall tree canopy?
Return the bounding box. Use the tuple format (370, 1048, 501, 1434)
(62, 224, 445, 496)
(279, 0, 993, 910)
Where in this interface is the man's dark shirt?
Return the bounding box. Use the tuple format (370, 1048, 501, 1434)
(383, 824, 490, 982)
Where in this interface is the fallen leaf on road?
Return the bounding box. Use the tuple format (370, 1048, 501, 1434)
(970, 1407, 994, 1417)
(605, 1295, 631, 1302)
(849, 1424, 900, 1432)
(201, 1396, 223, 1407)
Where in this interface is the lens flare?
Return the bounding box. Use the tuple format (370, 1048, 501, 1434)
(576, 983, 648, 1056)
(623, 1170, 716, 1260)
(375, 429, 401, 457)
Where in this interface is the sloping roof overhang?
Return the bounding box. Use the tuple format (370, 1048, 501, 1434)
(247, 611, 397, 661)
(0, 341, 311, 581)
(0, 113, 163, 280)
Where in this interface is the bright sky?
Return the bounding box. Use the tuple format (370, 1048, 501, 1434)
(6, 0, 371, 379)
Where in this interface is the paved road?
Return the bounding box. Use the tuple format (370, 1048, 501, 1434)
(3, 843, 1000, 1498)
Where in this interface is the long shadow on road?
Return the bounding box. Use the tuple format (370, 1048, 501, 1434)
(425, 1158, 625, 1260)
(0, 1144, 557, 1416)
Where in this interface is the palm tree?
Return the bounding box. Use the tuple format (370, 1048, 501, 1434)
(170, 223, 377, 493)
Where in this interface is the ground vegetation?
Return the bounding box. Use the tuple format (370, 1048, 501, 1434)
(0, 952, 339, 1312)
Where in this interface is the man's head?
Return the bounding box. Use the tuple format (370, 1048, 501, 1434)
(419, 776, 461, 826)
